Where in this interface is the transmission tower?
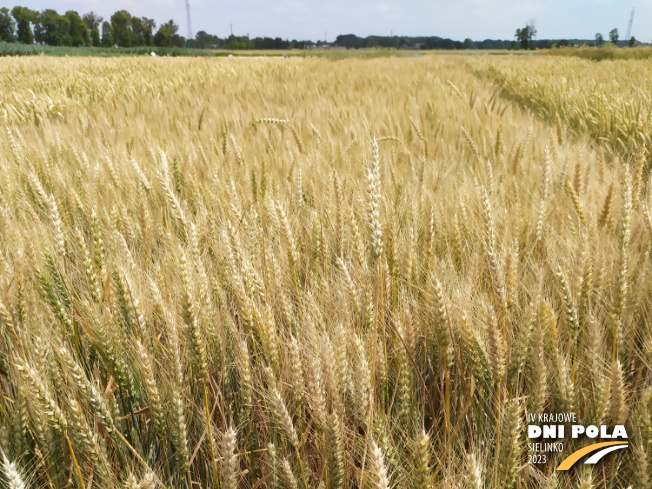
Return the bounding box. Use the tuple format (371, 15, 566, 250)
(186, 0, 193, 40)
(625, 7, 635, 43)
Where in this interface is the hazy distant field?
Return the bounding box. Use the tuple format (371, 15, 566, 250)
(0, 55, 649, 489)
(0, 42, 515, 59)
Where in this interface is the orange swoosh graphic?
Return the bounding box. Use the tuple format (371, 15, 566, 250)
(556, 442, 628, 470)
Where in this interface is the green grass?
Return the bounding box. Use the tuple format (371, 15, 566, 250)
(0, 43, 419, 59)
(0, 42, 227, 57)
(0, 43, 516, 59)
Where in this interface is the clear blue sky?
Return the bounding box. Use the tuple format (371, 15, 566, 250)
(9, 0, 648, 42)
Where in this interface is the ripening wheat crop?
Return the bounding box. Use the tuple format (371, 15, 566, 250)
(477, 56, 652, 160)
(0, 55, 650, 489)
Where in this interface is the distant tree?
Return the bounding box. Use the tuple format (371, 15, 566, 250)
(515, 22, 536, 49)
(227, 34, 252, 49)
(441, 39, 455, 49)
(141, 18, 156, 46)
(365, 35, 381, 47)
(82, 12, 102, 46)
(194, 30, 220, 49)
(515, 27, 527, 49)
(90, 27, 99, 46)
(129, 17, 155, 46)
(609, 28, 618, 45)
(11, 6, 37, 44)
(154, 19, 178, 47)
(131, 17, 156, 46)
(595, 33, 603, 46)
(252, 36, 272, 49)
(194, 30, 208, 48)
(100, 20, 113, 47)
(111, 10, 132, 47)
(463, 38, 476, 49)
(334, 34, 358, 48)
(66, 10, 89, 46)
(628, 36, 636, 47)
(0, 7, 16, 42)
(173, 33, 186, 48)
(130, 16, 146, 45)
(35, 9, 70, 46)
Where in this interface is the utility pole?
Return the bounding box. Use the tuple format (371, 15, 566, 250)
(185, 0, 193, 40)
(230, 23, 233, 36)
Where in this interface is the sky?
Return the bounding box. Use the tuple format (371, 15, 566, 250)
(9, 0, 650, 42)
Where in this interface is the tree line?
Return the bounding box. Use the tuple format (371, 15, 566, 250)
(1, 6, 635, 51)
(334, 34, 511, 50)
(0, 5, 315, 49)
(193, 32, 313, 50)
(333, 33, 569, 50)
(0, 7, 185, 48)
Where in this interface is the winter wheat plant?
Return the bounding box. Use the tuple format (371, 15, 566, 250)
(0, 54, 650, 488)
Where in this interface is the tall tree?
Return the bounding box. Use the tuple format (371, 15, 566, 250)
(595, 33, 603, 46)
(194, 30, 220, 49)
(11, 6, 37, 44)
(0, 7, 16, 42)
(141, 18, 156, 46)
(130, 17, 155, 46)
(130, 16, 145, 46)
(173, 33, 186, 48)
(515, 26, 529, 49)
(154, 19, 178, 47)
(82, 11, 102, 46)
(515, 23, 536, 50)
(34, 9, 70, 46)
(110, 10, 132, 47)
(101, 20, 113, 47)
(609, 28, 619, 45)
(66, 10, 89, 46)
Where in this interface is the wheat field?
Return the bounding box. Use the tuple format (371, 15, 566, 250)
(0, 55, 650, 489)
